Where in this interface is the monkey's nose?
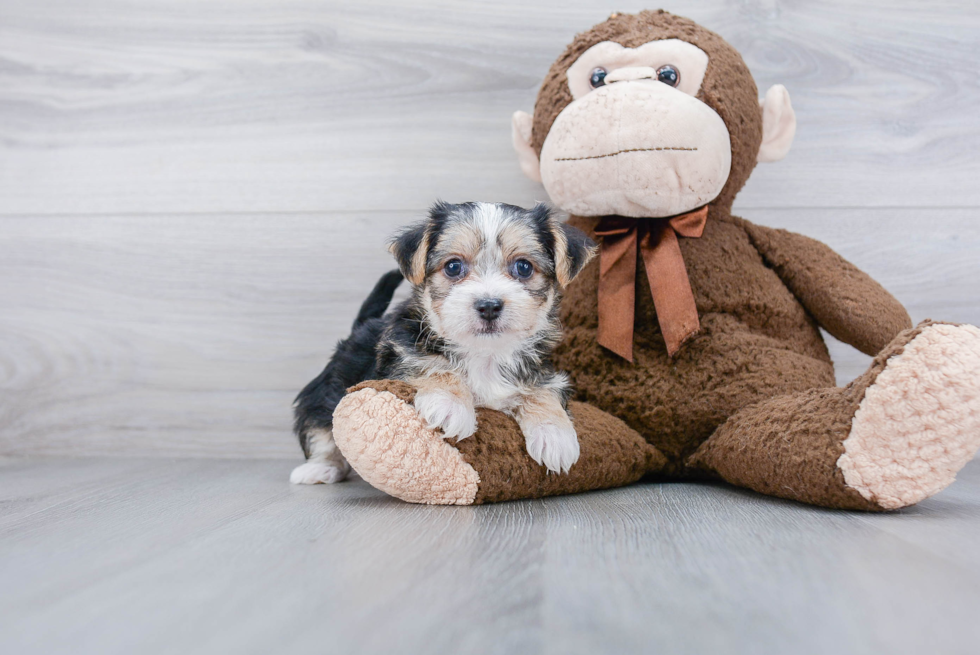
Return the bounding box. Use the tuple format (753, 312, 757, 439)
(604, 66, 657, 84)
(475, 298, 504, 322)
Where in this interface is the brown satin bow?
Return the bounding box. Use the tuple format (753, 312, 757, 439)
(594, 206, 708, 361)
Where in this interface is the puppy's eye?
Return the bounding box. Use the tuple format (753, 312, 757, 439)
(589, 67, 607, 88)
(443, 258, 465, 279)
(512, 259, 534, 280)
(657, 65, 680, 87)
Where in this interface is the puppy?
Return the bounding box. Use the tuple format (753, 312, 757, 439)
(291, 201, 596, 485)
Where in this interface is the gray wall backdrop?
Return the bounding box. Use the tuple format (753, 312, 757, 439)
(1, 0, 978, 459)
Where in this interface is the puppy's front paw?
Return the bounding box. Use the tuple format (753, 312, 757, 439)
(524, 422, 580, 474)
(414, 390, 478, 440)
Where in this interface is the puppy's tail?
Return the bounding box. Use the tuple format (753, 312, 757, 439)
(352, 269, 404, 328)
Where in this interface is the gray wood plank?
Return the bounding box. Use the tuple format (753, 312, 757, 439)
(2, 208, 977, 458)
(1, 0, 978, 215)
(1, 457, 978, 655)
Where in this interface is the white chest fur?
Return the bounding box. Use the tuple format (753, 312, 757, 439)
(461, 352, 521, 411)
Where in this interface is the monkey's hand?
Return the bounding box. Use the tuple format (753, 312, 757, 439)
(743, 219, 912, 355)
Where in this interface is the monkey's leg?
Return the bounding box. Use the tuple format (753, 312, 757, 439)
(687, 321, 980, 510)
(332, 380, 667, 505)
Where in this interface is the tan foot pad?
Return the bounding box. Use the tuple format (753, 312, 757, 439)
(333, 386, 480, 505)
(840, 323, 980, 509)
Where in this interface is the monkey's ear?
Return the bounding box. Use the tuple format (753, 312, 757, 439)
(388, 221, 429, 285)
(757, 85, 796, 163)
(512, 111, 542, 183)
(553, 222, 597, 288)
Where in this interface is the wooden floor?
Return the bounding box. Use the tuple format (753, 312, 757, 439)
(2, 456, 980, 655)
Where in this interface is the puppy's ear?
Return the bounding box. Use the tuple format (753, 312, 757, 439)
(388, 201, 457, 285)
(530, 204, 596, 287)
(388, 221, 429, 285)
(554, 222, 597, 287)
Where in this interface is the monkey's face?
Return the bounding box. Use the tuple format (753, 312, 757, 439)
(512, 13, 796, 218)
(541, 39, 730, 218)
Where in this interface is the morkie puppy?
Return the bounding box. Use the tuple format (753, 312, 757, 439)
(291, 201, 596, 485)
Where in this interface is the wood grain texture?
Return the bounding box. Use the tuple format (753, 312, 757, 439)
(0, 0, 978, 214)
(1, 457, 979, 655)
(1, 209, 977, 458)
(0, 0, 978, 458)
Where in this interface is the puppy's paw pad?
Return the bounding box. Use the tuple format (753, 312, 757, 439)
(290, 461, 349, 485)
(414, 390, 477, 440)
(525, 423, 580, 474)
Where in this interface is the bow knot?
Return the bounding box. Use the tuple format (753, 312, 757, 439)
(594, 206, 708, 361)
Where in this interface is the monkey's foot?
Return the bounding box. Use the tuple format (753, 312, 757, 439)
(839, 322, 980, 509)
(332, 380, 664, 505)
(332, 383, 480, 505)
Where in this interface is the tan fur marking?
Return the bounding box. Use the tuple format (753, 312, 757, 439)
(551, 224, 574, 287)
(496, 222, 537, 261)
(410, 371, 475, 406)
(433, 222, 482, 264)
(515, 388, 570, 427)
(388, 231, 431, 285)
(406, 231, 430, 285)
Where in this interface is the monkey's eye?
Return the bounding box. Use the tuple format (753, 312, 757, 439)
(443, 258, 465, 279)
(589, 67, 607, 88)
(512, 259, 534, 280)
(656, 65, 680, 87)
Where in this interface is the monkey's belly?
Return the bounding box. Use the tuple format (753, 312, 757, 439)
(553, 312, 836, 466)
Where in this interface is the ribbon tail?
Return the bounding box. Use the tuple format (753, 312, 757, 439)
(641, 227, 701, 357)
(597, 230, 637, 362)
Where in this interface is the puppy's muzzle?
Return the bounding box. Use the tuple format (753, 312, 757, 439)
(475, 298, 504, 322)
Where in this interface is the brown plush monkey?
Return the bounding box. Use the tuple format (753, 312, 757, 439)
(331, 10, 980, 510)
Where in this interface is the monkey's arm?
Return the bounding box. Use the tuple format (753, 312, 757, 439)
(742, 220, 911, 356)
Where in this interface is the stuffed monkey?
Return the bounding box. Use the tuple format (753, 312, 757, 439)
(332, 10, 980, 510)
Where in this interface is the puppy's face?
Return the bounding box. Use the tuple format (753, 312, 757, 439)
(390, 202, 595, 353)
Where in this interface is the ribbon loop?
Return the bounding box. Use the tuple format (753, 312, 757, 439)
(594, 217, 638, 238)
(595, 206, 708, 361)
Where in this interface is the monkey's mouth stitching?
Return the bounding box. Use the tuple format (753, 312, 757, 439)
(555, 147, 697, 162)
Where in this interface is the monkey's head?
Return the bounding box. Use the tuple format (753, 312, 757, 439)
(513, 10, 795, 218)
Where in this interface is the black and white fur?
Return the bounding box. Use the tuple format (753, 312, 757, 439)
(291, 201, 596, 484)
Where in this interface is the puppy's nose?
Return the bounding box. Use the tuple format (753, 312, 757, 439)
(475, 298, 504, 321)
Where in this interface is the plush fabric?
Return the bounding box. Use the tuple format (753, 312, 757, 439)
(840, 323, 980, 509)
(531, 10, 762, 212)
(564, 39, 709, 101)
(690, 322, 980, 510)
(539, 77, 732, 218)
(742, 220, 913, 356)
(333, 383, 480, 505)
(558, 209, 846, 467)
(757, 84, 796, 162)
(328, 10, 980, 511)
(337, 319, 980, 511)
(335, 380, 667, 505)
(685, 323, 932, 510)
